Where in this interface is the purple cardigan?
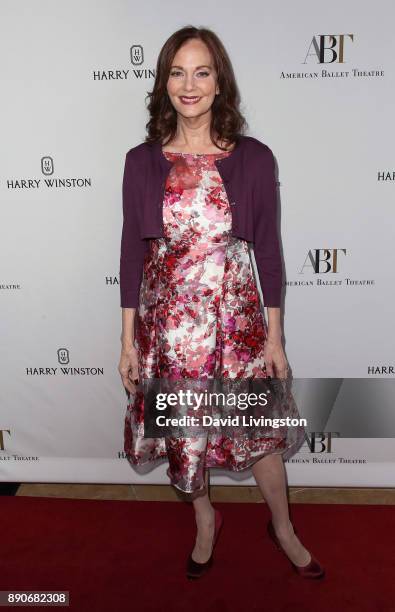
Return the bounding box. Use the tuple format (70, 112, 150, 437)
(120, 135, 283, 308)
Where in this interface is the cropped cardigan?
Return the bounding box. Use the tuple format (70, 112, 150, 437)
(119, 134, 283, 308)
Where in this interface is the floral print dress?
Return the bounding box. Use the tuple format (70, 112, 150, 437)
(124, 150, 304, 493)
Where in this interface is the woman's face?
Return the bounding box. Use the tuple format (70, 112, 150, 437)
(166, 39, 219, 121)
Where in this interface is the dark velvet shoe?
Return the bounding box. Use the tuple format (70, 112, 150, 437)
(186, 509, 223, 580)
(267, 519, 325, 579)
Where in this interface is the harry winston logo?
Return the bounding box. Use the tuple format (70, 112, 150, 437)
(130, 45, 144, 65)
(41, 156, 54, 175)
(57, 348, 70, 365)
(303, 35, 354, 64)
(7, 157, 91, 189)
(93, 44, 154, 79)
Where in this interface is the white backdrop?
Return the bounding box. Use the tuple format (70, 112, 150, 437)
(1, 0, 394, 486)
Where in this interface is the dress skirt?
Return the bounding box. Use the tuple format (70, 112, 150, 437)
(124, 149, 305, 493)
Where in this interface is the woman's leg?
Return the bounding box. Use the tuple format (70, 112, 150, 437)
(252, 452, 311, 566)
(189, 468, 216, 563)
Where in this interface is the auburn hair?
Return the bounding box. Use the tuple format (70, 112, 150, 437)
(144, 25, 248, 150)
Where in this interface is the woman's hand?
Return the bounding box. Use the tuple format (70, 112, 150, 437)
(118, 344, 139, 394)
(263, 337, 289, 380)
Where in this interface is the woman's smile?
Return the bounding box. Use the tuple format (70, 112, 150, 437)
(179, 95, 202, 105)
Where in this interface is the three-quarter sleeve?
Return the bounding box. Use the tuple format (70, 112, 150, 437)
(119, 151, 148, 308)
(252, 146, 283, 307)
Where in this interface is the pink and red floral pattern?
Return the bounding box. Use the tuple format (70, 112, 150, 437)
(124, 151, 296, 493)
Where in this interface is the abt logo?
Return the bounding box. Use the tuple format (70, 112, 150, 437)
(0, 429, 11, 451)
(305, 432, 340, 453)
(303, 35, 354, 64)
(300, 248, 346, 273)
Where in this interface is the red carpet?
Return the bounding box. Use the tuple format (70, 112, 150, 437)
(1, 497, 394, 611)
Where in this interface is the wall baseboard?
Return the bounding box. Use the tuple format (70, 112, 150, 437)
(15, 483, 395, 505)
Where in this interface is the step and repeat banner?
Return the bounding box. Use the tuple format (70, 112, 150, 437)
(1, 0, 394, 486)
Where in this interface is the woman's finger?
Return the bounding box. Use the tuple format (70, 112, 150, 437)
(128, 370, 139, 385)
(277, 364, 289, 380)
(119, 367, 137, 394)
(265, 359, 274, 377)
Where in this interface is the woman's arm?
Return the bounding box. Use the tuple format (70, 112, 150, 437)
(119, 307, 139, 393)
(253, 145, 288, 379)
(118, 150, 145, 392)
(266, 306, 282, 343)
(264, 306, 288, 379)
(252, 145, 283, 308)
(120, 307, 136, 351)
(119, 150, 148, 308)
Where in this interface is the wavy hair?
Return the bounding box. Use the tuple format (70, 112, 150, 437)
(144, 25, 248, 150)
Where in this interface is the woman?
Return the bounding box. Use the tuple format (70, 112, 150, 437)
(118, 26, 324, 580)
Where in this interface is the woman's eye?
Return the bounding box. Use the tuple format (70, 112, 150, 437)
(169, 70, 210, 77)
